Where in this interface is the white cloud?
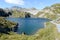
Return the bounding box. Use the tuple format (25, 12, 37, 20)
(5, 0, 24, 5)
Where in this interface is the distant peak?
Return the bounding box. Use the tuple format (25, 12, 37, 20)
(12, 6, 22, 9)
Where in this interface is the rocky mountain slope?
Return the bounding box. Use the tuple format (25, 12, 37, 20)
(11, 6, 40, 15)
(3, 6, 39, 18)
(36, 3, 60, 20)
(0, 3, 60, 19)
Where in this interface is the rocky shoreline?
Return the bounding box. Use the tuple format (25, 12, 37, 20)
(0, 17, 18, 34)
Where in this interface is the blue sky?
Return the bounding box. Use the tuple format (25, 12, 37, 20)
(0, 0, 60, 9)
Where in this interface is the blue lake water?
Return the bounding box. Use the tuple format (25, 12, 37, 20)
(5, 18, 50, 35)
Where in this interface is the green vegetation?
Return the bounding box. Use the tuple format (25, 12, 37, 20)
(0, 3, 60, 40)
(36, 3, 60, 20)
(11, 10, 25, 18)
(10, 10, 32, 18)
(51, 3, 60, 7)
(0, 17, 17, 34)
(0, 17, 17, 28)
(0, 21, 58, 40)
(44, 13, 58, 20)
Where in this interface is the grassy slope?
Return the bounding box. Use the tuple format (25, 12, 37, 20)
(0, 22, 58, 40)
(0, 17, 17, 28)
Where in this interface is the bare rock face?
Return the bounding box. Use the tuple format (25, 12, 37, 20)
(25, 12, 31, 18)
(0, 8, 12, 17)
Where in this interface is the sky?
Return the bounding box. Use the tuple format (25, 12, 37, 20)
(0, 0, 60, 9)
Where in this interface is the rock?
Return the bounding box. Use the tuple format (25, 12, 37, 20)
(0, 8, 12, 17)
(25, 12, 31, 18)
(13, 23, 19, 32)
(0, 18, 18, 34)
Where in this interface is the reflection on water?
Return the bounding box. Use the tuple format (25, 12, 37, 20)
(5, 18, 50, 35)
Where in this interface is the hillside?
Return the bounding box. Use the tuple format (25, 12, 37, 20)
(36, 3, 60, 20)
(0, 3, 60, 40)
(0, 4, 60, 19)
(3, 6, 39, 18)
(0, 17, 17, 34)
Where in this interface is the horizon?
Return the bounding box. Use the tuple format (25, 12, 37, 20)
(0, 0, 60, 10)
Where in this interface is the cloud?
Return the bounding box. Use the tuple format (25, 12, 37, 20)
(5, 0, 24, 5)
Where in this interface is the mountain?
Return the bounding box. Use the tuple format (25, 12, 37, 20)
(0, 6, 39, 18)
(36, 3, 60, 20)
(0, 3, 60, 19)
(11, 6, 40, 15)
